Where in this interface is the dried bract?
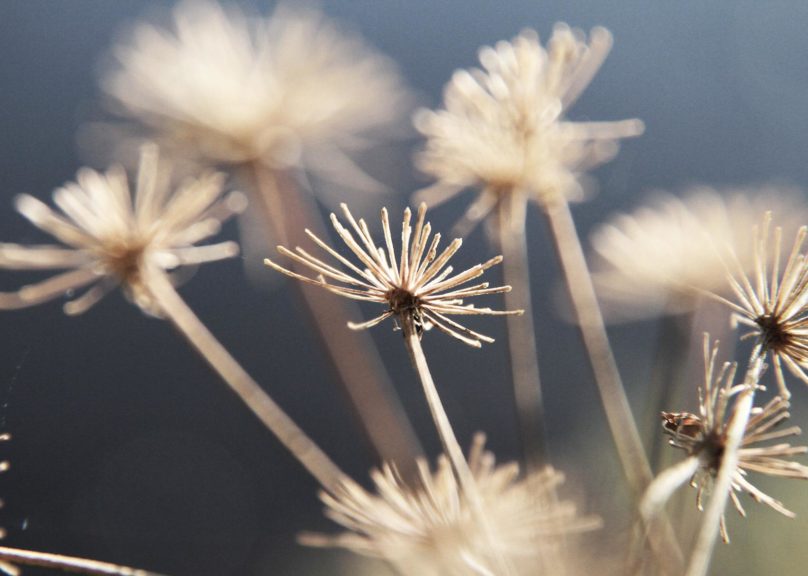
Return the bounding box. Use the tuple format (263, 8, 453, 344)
(414, 25, 643, 232)
(265, 202, 521, 347)
(301, 434, 599, 575)
(104, 1, 409, 180)
(0, 145, 243, 315)
(661, 337, 808, 542)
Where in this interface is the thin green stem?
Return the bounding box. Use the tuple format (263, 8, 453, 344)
(496, 194, 547, 468)
(245, 162, 423, 473)
(0, 546, 166, 576)
(685, 345, 764, 576)
(145, 265, 345, 491)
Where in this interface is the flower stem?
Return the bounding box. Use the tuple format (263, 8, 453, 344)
(543, 198, 683, 572)
(685, 345, 764, 576)
(495, 194, 548, 468)
(401, 315, 514, 576)
(245, 162, 423, 473)
(0, 546, 166, 576)
(145, 265, 345, 491)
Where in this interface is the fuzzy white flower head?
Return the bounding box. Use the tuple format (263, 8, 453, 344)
(0, 145, 244, 316)
(104, 1, 409, 180)
(301, 434, 599, 575)
(589, 188, 808, 321)
(414, 25, 643, 232)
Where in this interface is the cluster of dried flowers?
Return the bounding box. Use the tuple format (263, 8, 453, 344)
(1, 2, 808, 576)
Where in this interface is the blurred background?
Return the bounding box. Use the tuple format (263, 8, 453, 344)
(1, 1, 808, 574)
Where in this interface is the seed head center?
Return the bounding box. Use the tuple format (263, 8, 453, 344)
(386, 287, 421, 316)
(101, 239, 149, 285)
(699, 430, 726, 474)
(755, 313, 791, 351)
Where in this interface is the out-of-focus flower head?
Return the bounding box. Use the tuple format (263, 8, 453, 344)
(659, 336, 808, 542)
(301, 433, 600, 575)
(414, 25, 643, 235)
(0, 144, 243, 316)
(103, 1, 410, 189)
(589, 187, 808, 321)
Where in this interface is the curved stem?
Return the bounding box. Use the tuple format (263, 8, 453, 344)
(145, 265, 345, 491)
(496, 194, 547, 468)
(0, 546, 166, 576)
(542, 199, 683, 572)
(245, 162, 423, 473)
(400, 315, 514, 576)
(685, 346, 764, 576)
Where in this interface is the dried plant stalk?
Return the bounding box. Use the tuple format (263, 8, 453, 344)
(543, 198, 683, 573)
(247, 162, 423, 472)
(496, 194, 548, 467)
(685, 348, 764, 576)
(145, 265, 345, 490)
(0, 546, 166, 576)
(545, 199, 653, 490)
(400, 315, 515, 576)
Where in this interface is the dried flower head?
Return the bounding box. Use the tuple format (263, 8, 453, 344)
(709, 213, 808, 398)
(104, 0, 409, 183)
(0, 145, 244, 316)
(414, 25, 643, 232)
(590, 188, 807, 320)
(301, 433, 599, 575)
(661, 336, 808, 542)
(264, 203, 521, 347)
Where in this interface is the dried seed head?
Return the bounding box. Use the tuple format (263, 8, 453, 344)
(301, 434, 599, 575)
(265, 202, 521, 347)
(414, 25, 642, 234)
(590, 188, 808, 321)
(104, 1, 410, 191)
(661, 335, 808, 542)
(0, 144, 242, 316)
(708, 213, 808, 398)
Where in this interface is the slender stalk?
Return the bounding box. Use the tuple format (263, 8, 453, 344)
(244, 162, 423, 473)
(401, 316, 476, 493)
(400, 315, 514, 576)
(0, 546, 166, 576)
(542, 198, 683, 572)
(685, 346, 764, 576)
(495, 193, 547, 467)
(144, 265, 345, 490)
(644, 311, 693, 470)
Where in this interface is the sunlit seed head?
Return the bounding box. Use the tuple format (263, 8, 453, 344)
(414, 25, 643, 235)
(0, 144, 242, 316)
(301, 434, 599, 575)
(103, 0, 411, 195)
(705, 213, 808, 398)
(590, 187, 808, 322)
(264, 202, 521, 347)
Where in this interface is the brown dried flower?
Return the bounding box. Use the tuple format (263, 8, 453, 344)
(709, 214, 808, 398)
(264, 203, 521, 347)
(660, 336, 808, 542)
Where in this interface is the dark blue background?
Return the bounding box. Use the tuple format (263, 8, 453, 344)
(1, 1, 807, 574)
